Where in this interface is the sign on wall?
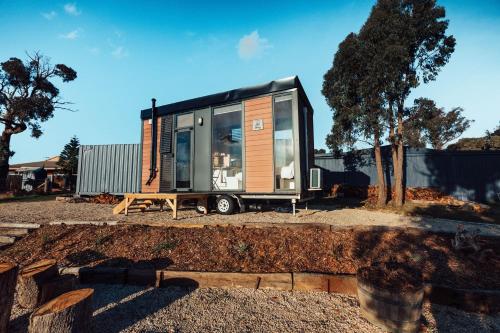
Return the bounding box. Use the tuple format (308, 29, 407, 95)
(252, 119, 264, 131)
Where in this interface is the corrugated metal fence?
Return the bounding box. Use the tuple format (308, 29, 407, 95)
(76, 144, 141, 195)
(315, 148, 500, 203)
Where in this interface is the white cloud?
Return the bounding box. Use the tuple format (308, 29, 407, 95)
(111, 46, 128, 59)
(64, 3, 81, 16)
(89, 47, 100, 55)
(59, 29, 81, 40)
(237, 30, 271, 60)
(42, 11, 57, 20)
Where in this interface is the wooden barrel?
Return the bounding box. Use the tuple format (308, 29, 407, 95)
(357, 278, 423, 333)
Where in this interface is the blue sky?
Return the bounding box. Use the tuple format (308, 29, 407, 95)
(1, 0, 499, 163)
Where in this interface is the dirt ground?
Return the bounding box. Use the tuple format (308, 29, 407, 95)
(9, 285, 500, 333)
(1, 198, 500, 237)
(2, 224, 499, 289)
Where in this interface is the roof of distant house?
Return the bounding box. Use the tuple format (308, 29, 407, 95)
(9, 156, 60, 171)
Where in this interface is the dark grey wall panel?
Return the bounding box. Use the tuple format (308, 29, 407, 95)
(194, 108, 212, 192)
(76, 144, 141, 195)
(315, 148, 500, 203)
(159, 115, 174, 192)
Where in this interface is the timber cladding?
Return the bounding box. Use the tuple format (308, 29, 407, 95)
(141, 118, 161, 193)
(244, 96, 274, 193)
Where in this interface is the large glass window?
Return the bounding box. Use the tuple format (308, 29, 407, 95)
(175, 113, 193, 189)
(274, 95, 295, 190)
(212, 104, 243, 191)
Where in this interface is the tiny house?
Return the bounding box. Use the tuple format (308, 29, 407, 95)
(140, 76, 320, 214)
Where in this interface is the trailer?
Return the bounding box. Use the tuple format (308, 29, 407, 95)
(115, 76, 321, 216)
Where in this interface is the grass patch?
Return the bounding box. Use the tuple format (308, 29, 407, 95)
(41, 233, 52, 247)
(94, 232, 111, 247)
(234, 241, 250, 255)
(154, 240, 177, 253)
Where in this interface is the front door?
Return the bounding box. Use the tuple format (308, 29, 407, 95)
(174, 128, 193, 190)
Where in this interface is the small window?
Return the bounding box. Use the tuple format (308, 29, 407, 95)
(176, 113, 194, 128)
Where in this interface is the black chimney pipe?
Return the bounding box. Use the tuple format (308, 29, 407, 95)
(146, 98, 157, 186)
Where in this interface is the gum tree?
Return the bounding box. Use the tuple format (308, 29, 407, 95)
(322, 33, 388, 206)
(405, 98, 472, 149)
(0, 52, 76, 191)
(361, 0, 456, 206)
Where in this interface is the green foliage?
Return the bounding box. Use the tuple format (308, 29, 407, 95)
(447, 122, 500, 151)
(94, 231, 111, 247)
(323, 0, 456, 148)
(57, 136, 80, 174)
(405, 98, 472, 149)
(41, 233, 52, 247)
(0, 52, 77, 139)
(322, 32, 384, 152)
(0, 52, 76, 191)
(234, 241, 250, 255)
(154, 240, 177, 253)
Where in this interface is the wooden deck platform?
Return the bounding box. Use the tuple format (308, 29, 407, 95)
(113, 193, 208, 219)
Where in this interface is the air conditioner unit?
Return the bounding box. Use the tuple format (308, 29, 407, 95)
(309, 168, 322, 190)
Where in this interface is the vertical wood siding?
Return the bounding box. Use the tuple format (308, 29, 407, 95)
(141, 118, 161, 193)
(244, 96, 274, 192)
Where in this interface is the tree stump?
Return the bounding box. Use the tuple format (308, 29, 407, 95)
(40, 274, 77, 305)
(17, 259, 58, 309)
(28, 288, 94, 333)
(0, 263, 19, 333)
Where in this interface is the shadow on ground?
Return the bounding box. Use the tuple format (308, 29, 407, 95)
(91, 284, 194, 333)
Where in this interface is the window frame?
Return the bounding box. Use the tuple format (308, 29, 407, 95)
(173, 112, 195, 191)
(210, 102, 244, 192)
(272, 92, 298, 193)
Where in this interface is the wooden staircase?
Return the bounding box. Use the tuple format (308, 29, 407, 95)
(113, 193, 208, 219)
(112, 199, 153, 215)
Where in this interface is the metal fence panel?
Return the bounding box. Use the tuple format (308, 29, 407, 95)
(315, 148, 500, 203)
(76, 144, 141, 195)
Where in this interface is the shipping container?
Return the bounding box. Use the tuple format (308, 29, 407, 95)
(76, 144, 141, 195)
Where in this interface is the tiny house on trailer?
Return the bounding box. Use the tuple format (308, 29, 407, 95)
(139, 76, 320, 215)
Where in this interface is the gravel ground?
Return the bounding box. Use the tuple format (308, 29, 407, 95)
(9, 284, 500, 333)
(1, 199, 499, 236)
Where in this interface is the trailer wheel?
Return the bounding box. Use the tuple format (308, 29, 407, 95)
(195, 200, 207, 214)
(216, 195, 235, 215)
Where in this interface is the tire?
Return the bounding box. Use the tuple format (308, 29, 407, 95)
(195, 200, 207, 214)
(215, 195, 235, 215)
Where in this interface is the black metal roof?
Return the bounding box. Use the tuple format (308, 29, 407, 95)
(140, 76, 312, 119)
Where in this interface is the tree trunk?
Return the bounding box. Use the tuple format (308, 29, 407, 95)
(39, 274, 77, 305)
(17, 259, 59, 309)
(393, 107, 405, 207)
(0, 263, 18, 333)
(29, 288, 94, 333)
(388, 109, 398, 202)
(0, 130, 12, 193)
(373, 135, 387, 207)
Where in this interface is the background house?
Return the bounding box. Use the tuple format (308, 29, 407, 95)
(8, 156, 66, 192)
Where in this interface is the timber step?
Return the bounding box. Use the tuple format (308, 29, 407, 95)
(0, 235, 16, 244)
(0, 223, 40, 229)
(0, 242, 10, 249)
(0, 228, 29, 236)
(0, 223, 40, 250)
